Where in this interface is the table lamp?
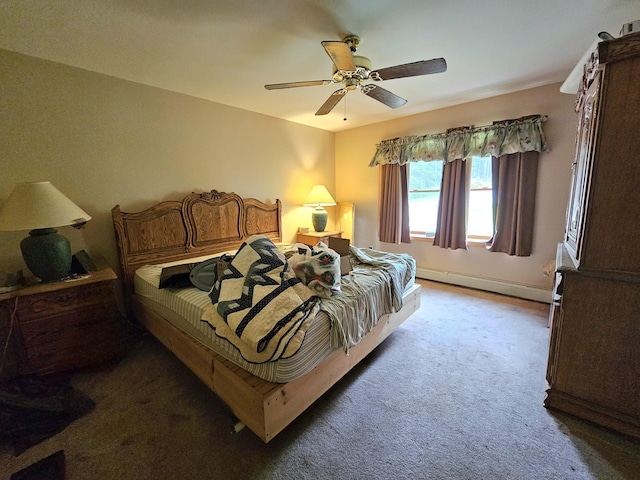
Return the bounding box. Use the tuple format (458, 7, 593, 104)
(303, 184, 336, 232)
(0, 181, 91, 282)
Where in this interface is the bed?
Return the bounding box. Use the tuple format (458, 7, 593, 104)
(112, 189, 421, 443)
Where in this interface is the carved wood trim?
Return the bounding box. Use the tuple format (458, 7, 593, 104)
(244, 197, 282, 241)
(182, 190, 246, 250)
(576, 48, 601, 112)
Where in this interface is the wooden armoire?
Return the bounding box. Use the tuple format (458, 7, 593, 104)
(545, 31, 640, 440)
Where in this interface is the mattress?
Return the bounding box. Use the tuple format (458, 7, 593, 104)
(134, 246, 416, 383)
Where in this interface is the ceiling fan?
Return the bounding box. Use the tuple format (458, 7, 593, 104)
(264, 35, 447, 116)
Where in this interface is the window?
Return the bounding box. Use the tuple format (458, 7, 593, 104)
(408, 160, 443, 237)
(408, 156, 493, 239)
(467, 156, 493, 238)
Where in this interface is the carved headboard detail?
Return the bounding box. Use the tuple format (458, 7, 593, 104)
(112, 189, 282, 298)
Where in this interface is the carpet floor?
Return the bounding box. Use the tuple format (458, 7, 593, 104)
(2, 279, 639, 479)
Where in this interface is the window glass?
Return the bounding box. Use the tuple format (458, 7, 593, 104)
(408, 161, 443, 236)
(468, 156, 493, 238)
(408, 156, 494, 239)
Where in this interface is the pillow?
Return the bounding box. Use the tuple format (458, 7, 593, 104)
(158, 254, 234, 290)
(288, 242, 341, 298)
(189, 254, 233, 291)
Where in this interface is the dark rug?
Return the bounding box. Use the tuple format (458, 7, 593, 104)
(0, 375, 95, 455)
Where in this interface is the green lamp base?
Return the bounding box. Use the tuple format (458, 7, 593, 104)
(311, 207, 328, 232)
(20, 228, 72, 282)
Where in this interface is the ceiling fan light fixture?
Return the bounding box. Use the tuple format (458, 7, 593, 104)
(332, 55, 371, 82)
(353, 55, 371, 71)
(344, 78, 359, 90)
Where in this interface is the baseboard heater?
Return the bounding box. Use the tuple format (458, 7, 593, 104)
(415, 267, 552, 304)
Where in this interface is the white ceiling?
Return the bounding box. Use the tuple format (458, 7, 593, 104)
(1, 0, 639, 132)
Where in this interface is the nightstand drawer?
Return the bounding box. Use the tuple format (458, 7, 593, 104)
(16, 281, 115, 322)
(20, 307, 122, 373)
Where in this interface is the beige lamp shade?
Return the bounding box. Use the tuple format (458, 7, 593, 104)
(0, 181, 91, 231)
(303, 184, 336, 207)
(303, 184, 336, 232)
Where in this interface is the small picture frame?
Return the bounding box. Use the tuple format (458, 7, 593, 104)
(71, 250, 97, 274)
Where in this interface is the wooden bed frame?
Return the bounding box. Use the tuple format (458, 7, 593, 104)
(112, 189, 421, 443)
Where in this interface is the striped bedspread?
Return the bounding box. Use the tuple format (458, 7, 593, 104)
(322, 246, 416, 353)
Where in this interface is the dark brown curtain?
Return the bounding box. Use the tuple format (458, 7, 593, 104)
(433, 158, 469, 250)
(486, 151, 539, 256)
(399, 164, 410, 243)
(378, 164, 410, 244)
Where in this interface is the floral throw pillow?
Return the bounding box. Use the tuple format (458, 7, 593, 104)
(289, 242, 341, 298)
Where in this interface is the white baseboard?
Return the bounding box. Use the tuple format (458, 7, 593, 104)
(415, 267, 552, 303)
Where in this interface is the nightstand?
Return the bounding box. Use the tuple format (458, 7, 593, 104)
(297, 230, 342, 246)
(0, 257, 130, 380)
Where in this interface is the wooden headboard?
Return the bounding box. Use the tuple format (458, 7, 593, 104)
(112, 189, 282, 298)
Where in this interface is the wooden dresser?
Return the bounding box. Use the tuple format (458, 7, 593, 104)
(0, 257, 130, 380)
(545, 32, 640, 440)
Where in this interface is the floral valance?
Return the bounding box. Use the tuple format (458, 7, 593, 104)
(369, 115, 549, 166)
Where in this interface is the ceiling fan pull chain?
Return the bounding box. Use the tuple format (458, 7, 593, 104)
(344, 94, 347, 121)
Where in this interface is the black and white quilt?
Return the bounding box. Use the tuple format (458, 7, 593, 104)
(201, 235, 320, 363)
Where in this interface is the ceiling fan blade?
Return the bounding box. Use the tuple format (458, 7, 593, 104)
(315, 89, 346, 115)
(372, 58, 447, 81)
(362, 85, 407, 109)
(265, 80, 333, 90)
(321, 41, 356, 72)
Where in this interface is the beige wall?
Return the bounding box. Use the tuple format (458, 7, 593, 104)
(1, 48, 577, 294)
(0, 49, 335, 275)
(335, 83, 577, 291)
